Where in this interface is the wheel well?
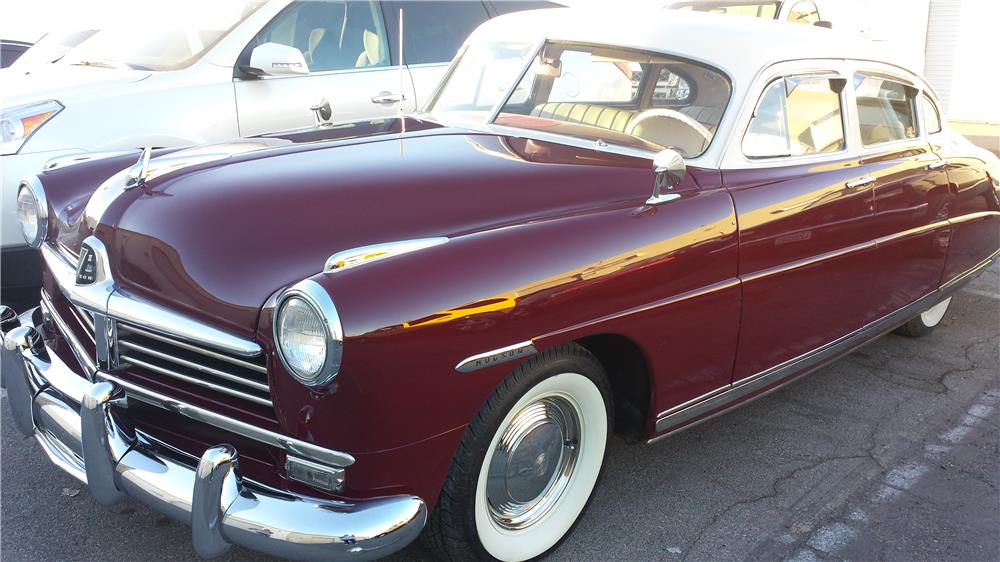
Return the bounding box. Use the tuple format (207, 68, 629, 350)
(575, 334, 651, 443)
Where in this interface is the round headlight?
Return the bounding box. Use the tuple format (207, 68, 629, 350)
(16, 178, 47, 248)
(274, 281, 343, 387)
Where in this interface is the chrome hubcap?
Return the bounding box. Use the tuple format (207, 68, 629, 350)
(485, 395, 581, 530)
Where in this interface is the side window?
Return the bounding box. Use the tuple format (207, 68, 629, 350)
(386, 1, 489, 66)
(743, 76, 846, 158)
(787, 1, 820, 24)
(854, 74, 919, 146)
(254, 1, 389, 73)
(651, 68, 693, 106)
(922, 94, 942, 134)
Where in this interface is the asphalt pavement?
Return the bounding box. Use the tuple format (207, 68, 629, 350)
(2, 263, 998, 562)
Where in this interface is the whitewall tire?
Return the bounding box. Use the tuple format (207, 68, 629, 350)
(895, 296, 952, 337)
(424, 344, 612, 561)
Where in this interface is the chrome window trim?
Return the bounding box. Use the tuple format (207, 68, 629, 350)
(17, 176, 48, 249)
(722, 60, 855, 169)
(851, 71, 923, 151)
(324, 237, 449, 273)
(273, 279, 343, 388)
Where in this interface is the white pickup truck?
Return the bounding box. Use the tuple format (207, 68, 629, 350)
(2, 0, 555, 293)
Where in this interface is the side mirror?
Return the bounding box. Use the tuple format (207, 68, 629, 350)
(647, 149, 686, 205)
(245, 42, 309, 77)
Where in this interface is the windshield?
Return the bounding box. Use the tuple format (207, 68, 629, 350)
(11, 30, 98, 67)
(425, 40, 538, 124)
(434, 40, 732, 158)
(62, 0, 265, 71)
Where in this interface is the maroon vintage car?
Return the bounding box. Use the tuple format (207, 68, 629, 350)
(4, 8, 999, 562)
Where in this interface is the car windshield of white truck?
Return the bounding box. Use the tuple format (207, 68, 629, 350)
(62, 0, 266, 71)
(489, 42, 732, 158)
(425, 40, 539, 125)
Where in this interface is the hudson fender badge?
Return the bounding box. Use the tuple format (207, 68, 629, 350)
(455, 341, 537, 373)
(76, 243, 98, 285)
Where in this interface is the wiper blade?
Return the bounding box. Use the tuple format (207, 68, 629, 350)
(70, 59, 127, 69)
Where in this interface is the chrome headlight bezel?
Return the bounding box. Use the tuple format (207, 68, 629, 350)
(273, 279, 343, 388)
(16, 176, 48, 248)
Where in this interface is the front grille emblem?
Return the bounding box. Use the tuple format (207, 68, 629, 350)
(76, 244, 98, 285)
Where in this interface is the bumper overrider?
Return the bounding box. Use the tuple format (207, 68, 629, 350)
(1, 305, 426, 561)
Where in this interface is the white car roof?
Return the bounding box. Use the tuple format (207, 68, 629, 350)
(468, 7, 906, 86)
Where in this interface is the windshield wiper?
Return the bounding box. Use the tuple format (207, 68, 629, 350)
(71, 59, 128, 69)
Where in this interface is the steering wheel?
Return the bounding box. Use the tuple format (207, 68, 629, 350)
(626, 108, 713, 155)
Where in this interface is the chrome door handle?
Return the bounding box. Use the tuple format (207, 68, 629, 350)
(927, 159, 949, 171)
(371, 92, 405, 104)
(845, 176, 876, 189)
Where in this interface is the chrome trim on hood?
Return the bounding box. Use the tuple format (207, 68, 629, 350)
(42, 236, 262, 358)
(324, 237, 449, 273)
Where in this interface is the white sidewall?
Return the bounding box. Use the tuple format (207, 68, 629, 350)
(474, 372, 607, 562)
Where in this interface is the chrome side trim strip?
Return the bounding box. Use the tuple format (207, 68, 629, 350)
(117, 324, 267, 374)
(874, 218, 950, 246)
(651, 248, 1000, 441)
(118, 354, 272, 407)
(118, 341, 269, 392)
(456, 341, 537, 373)
(324, 237, 449, 273)
(97, 372, 355, 467)
(740, 240, 876, 283)
(950, 210, 1000, 224)
(941, 248, 1000, 291)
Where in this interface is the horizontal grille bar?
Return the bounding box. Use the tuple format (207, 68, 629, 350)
(119, 354, 273, 407)
(118, 340, 269, 392)
(117, 324, 267, 374)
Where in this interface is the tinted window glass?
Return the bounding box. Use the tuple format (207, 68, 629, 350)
(255, 0, 388, 72)
(855, 75, 919, 146)
(744, 77, 845, 158)
(923, 94, 942, 134)
(787, 1, 820, 24)
(386, 1, 489, 65)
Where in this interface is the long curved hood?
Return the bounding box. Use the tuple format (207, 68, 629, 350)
(94, 129, 653, 336)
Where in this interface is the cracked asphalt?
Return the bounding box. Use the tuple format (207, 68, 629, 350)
(2, 263, 997, 562)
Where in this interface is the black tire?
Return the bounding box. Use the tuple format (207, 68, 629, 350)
(423, 343, 613, 562)
(894, 296, 953, 338)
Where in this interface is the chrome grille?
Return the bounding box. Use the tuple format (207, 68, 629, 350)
(60, 297, 272, 409)
(116, 323, 271, 407)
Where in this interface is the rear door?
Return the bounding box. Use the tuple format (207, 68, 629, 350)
(724, 62, 878, 382)
(234, 0, 415, 136)
(849, 69, 952, 320)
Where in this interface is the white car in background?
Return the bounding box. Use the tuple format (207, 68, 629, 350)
(1, 0, 556, 293)
(665, 0, 828, 26)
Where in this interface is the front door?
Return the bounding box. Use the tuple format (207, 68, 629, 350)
(234, 0, 415, 136)
(726, 72, 877, 381)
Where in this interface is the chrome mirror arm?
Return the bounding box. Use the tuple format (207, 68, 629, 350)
(646, 149, 686, 205)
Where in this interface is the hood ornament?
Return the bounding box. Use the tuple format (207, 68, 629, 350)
(123, 146, 152, 190)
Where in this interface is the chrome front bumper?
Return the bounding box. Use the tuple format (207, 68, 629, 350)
(1, 308, 426, 561)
